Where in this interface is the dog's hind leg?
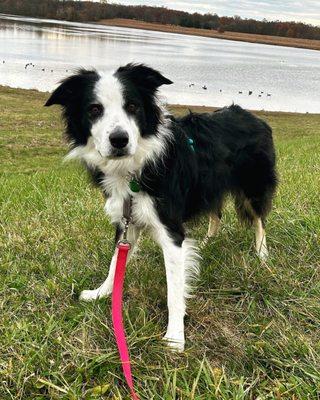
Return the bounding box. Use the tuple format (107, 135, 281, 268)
(235, 193, 270, 260)
(201, 213, 221, 247)
(202, 199, 223, 246)
(80, 225, 141, 301)
(254, 217, 268, 261)
(207, 213, 221, 237)
(233, 145, 277, 260)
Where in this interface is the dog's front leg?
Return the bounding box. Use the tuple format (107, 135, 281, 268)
(159, 235, 186, 352)
(80, 224, 141, 301)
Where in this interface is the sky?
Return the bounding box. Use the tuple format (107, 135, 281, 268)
(109, 0, 320, 26)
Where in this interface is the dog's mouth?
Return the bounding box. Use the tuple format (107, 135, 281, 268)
(99, 149, 131, 160)
(109, 154, 129, 160)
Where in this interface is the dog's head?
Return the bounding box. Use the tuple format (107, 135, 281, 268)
(45, 63, 172, 159)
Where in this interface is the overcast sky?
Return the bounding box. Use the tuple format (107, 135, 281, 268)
(109, 0, 320, 26)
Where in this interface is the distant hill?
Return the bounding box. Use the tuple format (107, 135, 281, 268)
(1, 0, 320, 40)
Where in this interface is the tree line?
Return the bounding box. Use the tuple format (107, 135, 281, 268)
(1, 0, 319, 40)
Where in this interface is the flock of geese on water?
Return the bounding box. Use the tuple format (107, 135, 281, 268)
(1, 60, 70, 74)
(189, 82, 272, 97)
(24, 62, 69, 74)
(1, 60, 272, 98)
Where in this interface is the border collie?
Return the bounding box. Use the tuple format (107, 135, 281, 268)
(45, 63, 277, 351)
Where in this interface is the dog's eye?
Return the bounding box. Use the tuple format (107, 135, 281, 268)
(88, 104, 103, 118)
(126, 103, 138, 114)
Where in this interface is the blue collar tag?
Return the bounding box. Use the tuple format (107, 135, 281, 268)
(188, 137, 195, 152)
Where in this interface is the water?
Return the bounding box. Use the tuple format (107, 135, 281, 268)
(0, 13, 319, 113)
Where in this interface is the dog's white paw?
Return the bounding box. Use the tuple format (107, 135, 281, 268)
(79, 288, 110, 301)
(258, 247, 269, 261)
(79, 289, 100, 301)
(163, 334, 185, 352)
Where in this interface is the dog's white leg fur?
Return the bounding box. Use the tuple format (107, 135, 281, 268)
(154, 230, 200, 352)
(162, 242, 186, 351)
(254, 218, 268, 260)
(80, 225, 141, 301)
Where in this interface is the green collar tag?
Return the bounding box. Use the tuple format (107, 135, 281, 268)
(129, 177, 141, 193)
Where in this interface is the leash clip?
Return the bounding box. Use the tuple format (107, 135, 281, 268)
(119, 194, 134, 245)
(121, 216, 131, 242)
(117, 239, 131, 250)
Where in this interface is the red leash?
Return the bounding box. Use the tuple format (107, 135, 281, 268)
(112, 241, 139, 400)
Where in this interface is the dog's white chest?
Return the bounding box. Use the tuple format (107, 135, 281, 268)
(104, 180, 159, 229)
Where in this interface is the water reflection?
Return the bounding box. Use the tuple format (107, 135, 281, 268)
(0, 13, 319, 113)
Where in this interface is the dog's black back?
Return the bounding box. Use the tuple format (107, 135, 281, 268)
(140, 105, 277, 244)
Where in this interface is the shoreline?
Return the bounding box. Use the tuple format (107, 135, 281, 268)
(97, 18, 320, 51)
(0, 85, 317, 116)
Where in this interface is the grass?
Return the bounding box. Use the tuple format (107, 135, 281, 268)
(98, 19, 320, 51)
(1, 85, 320, 399)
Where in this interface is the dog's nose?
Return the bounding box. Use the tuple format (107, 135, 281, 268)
(109, 129, 129, 149)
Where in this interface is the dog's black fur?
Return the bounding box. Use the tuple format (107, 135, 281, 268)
(45, 64, 277, 348)
(139, 105, 277, 245)
(46, 64, 277, 247)
(45, 69, 100, 145)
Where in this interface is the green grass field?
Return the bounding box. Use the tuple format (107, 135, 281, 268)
(1, 85, 320, 399)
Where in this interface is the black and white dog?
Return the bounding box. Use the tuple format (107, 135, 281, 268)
(45, 63, 277, 351)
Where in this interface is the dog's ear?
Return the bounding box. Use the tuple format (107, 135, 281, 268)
(44, 77, 74, 107)
(116, 63, 173, 91)
(45, 70, 98, 107)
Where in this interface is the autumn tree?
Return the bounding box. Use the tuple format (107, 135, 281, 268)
(0, 0, 319, 40)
